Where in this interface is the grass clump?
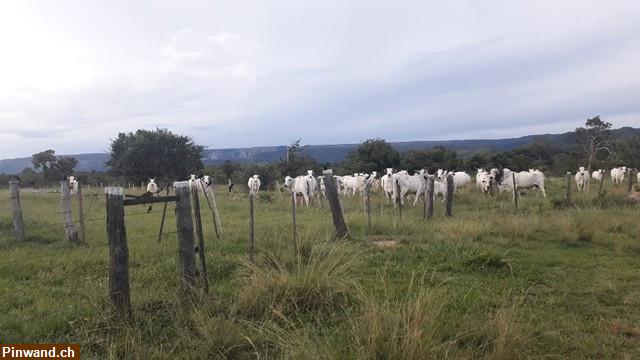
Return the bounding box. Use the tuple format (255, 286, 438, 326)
(234, 240, 357, 320)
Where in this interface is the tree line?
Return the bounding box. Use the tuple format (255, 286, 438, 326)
(4, 117, 638, 188)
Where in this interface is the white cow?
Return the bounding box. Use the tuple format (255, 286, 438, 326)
(284, 175, 311, 207)
(68, 176, 78, 195)
(497, 168, 546, 197)
(449, 171, 471, 190)
(611, 167, 627, 185)
(305, 170, 319, 199)
(476, 171, 493, 194)
(591, 169, 604, 182)
(380, 168, 395, 202)
(188, 174, 198, 189)
(393, 170, 427, 206)
(146, 178, 158, 194)
(476, 169, 487, 188)
(637, 171, 640, 186)
(575, 167, 590, 192)
(248, 175, 261, 195)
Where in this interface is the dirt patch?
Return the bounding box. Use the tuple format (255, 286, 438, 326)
(372, 240, 399, 248)
(625, 192, 640, 204)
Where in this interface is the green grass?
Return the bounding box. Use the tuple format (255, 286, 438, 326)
(1, 180, 639, 359)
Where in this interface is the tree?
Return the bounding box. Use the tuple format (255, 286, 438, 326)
(221, 160, 240, 182)
(402, 146, 460, 173)
(106, 128, 204, 183)
(343, 138, 400, 173)
(279, 138, 319, 176)
(575, 116, 615, 172)
(31, 149, 78, 182)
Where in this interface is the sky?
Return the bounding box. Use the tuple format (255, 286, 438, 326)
(1, 0, 639, 159)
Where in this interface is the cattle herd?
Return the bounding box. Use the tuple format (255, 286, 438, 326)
(62, 165, 638, 203)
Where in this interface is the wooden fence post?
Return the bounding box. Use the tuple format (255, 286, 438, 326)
(365, 182, 372, 227)
(291, 191, 298, 255)
(426, 177, 434, 220)
(105, 187, 130, 316)
(511, 172, 519, 213)
(598, 174, 605, 198)
(200, 183, 224, 240)
(627, 168, 634, 193)
(396, 181, 402, 221)
(60, 180, 79, 244)
(322, 170, 349, 239)
(565, 172, 572, 203)
(9, 180, 24, 242)
(174, 181, 196, 292)
(249, 193, 256, 262)
(77, 182, 86, 244)
(445, 174, 454, 217)
(191, 184, 209, 293)
(158, 186, 170, 242)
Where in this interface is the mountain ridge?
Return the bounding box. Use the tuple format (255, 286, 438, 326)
(1, 127, 638, 174)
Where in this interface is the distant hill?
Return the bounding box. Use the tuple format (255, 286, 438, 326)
(1, 127, 638, 174)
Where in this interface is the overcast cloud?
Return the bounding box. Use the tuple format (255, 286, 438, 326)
(1, 0, 639, 158)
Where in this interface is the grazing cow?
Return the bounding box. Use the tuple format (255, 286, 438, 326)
(393, 170, 428, 206)
(449, 171, 471, 190)
(496, 168, 546, 197)
(611, 167, 627, 185)
(248, 175, 261, 195)
(284, 175, 311, 207)
(380, 168, 396, 202)
(146, 179, 158, 194)
(591, 169, 604, 182)
(575, 167, 590, 192)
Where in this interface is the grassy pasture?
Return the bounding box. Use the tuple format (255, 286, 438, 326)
(0, 178, 639, 359)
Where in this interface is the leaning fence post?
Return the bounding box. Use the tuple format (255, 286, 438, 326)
(77, 182, 86, 243)
(201, 184, 224, 240)
(445, 174, 454, 217)
(174, 181, 196, 292)
(105, 187, 130, 316)
(290, 191, 298, 255)
(60, 180, 79, 244)
(395, 181, 402, 221)
(511, 172, 518, 213)
(191, 183, 209, 293)
(158, 185, 170, 242)
(565, 172, 572, 203)
(9, 180, 25, 242)
(627, 168, 634, 193)
(323, 170, 349, 239)
(249, 193, 256, 262)
(365, 182, 372, 227)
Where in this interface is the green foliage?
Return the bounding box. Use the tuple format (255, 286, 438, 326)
(31, 149, 78, 182)
(343, 138, 400, 173)
(106, 128, 204, 183)
(402, 146, 460, 172)
(278, 139, 320, 176)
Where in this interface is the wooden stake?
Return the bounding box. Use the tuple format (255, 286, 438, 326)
(174, 181, 196, 292)
(598, 174, 605, 198)
(322, 170, 349, 239)
(628, 168, 634, 193)
(9, 180, 24, 242)
(77, 182, 86, 244)
(365, 182, 372, 227)
(105, 187, 130, 316)
(158, 186, 170, 242)
(445, 174, 454, 217)
(511, 172, 518, 214)
(291, 191, 298, 255)
(60, 180, 79, 244)
(200, 182, 224, 240)
(249, 193, 256, 262)
(565, 172, 572, 203)
(191, 184, 209, 293)
(396, 180, 402, 221)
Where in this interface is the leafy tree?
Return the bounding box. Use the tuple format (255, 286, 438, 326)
(576, 116, 615, 172)
(616, 135, 640, 169)
(402, 146, 460, 173)
(279, 138, 319, 176)
(344, 138, 400, 173)
(31, 149, 78, 182)
(221, 160, 241, 182)
(106, 128, 204, 183)
(465, 154, 490, 171)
